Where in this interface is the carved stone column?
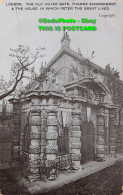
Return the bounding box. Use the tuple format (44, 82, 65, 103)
(46, 111, 58, 161)
(27, 110, 41, 183)
(71, 112, 81, 167)
(96, 115, 105, 160)
(109, 108, 116, 157)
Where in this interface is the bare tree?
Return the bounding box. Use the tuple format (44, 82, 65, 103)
(0, 45, 45, 100)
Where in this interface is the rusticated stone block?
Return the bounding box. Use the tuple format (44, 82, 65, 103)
(31, 126, 41, 133)
(97, 125, 104, 131)
(47, 154, 56, 160)
(96, 148, 105, 154)
(71, 138, 80, 143)
(47, 126, 57, 132)
(46, 132, 58, 140)
(109, 145, 116, 151)
(109, 133, 115, 138)
(30, 132, 41, 139)
(71, 143, 81, 149)
(41, 139, 46, 146)
(71, 149, 81, 154)
(28, 159, 40, 168)
(29, 146, 40, 154)
(31, 115, 41, 126)
(47, 140, 57, 146)
(97, 130, 104, 135)
(72, 118, 81, 126)
(71, 131, 81, 138)
(29, 154, 39, 161)
(109, 138, 116, 143)
(28, 167, 39, 174)
(96, 145, 105, 149)
(46, 146, 58, 154)
(72, 126, 80, 131)
(72, 154, 81, 161)
(30, 139, 40, 146)
(97, 139, 105, 145)
(109, 142, 116, 146)
(47, 119, 57, 126)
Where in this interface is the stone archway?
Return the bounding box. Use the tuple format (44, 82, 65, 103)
(81, 121, 95, 164)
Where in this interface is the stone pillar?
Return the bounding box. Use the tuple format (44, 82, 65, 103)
(46, 111, 58, 161)
(20, 112, 28, 158)
(27, 110, 41, 182)
(71, 112, 81, 167)
(96, 115, 105, 160)
(104, 110, 110, 155)
(11, 116, 20, 162)
(40, 110, 47, 163)
(109, 108, 116, 157)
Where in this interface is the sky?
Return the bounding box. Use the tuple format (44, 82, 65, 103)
(0, 0, 123, 83)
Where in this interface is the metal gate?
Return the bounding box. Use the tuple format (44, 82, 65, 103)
(0, 124, 11, 163)
(81, 121, 95, 164)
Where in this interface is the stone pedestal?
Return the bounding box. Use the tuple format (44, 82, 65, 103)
(109, 109, 116, 157)
(46, 111, 58, 161)
(71, 112, 81, 167)
(96, 115, 105, 160)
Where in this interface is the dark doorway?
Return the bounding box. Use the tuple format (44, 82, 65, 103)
(58, 127, 69, 155)
(81, 121, 95, 164)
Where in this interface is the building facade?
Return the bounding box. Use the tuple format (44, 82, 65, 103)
(0, 33, 123, 182)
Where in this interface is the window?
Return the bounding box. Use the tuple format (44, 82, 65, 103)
(73, 60, 77, 69)
(73, 72, 77, 80)
(56, 74, 59, 85)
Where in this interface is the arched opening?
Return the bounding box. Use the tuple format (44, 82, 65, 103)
(81, 121, 95, 164)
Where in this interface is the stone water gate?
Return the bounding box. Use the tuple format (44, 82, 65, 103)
(1, 33, 121, 182)
(8, 76, 117, 182)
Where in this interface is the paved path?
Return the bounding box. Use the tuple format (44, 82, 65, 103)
(24, 154, 123, 194)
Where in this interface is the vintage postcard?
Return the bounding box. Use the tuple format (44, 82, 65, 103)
(0, 0, 123, 194)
